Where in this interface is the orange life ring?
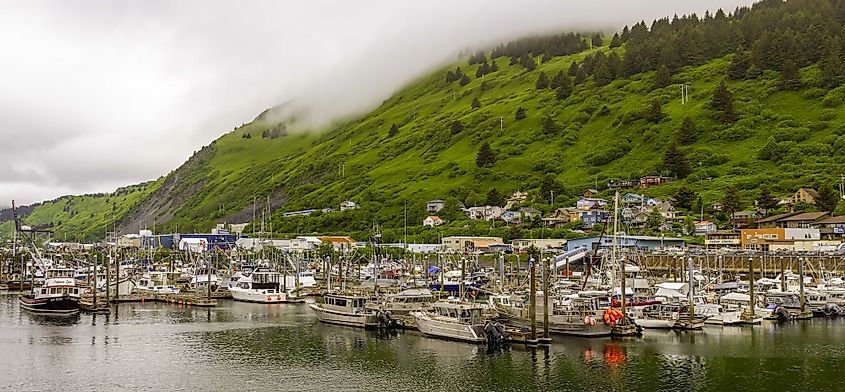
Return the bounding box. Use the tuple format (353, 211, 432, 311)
(266, 296, 271, 301)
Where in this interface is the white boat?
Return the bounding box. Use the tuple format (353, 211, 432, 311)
(190, 267, 220, 292)
(230, 267, 288, 303)
(696, 302, 742, 325)
(367, 287, 434, 315)
(136, 271, 180, 294)
(411, 299, 486, 343)
(631, 303, 705, 329)
(309, 293, 378, 328)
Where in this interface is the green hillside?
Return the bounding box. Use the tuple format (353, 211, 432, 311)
(4, 0, 845, 243)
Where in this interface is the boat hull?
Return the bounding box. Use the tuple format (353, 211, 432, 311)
(309, 303, 378, 328)
(498, 313, 612, 337)
(19, 294, 80, 315)
(230, 289, 287, 303)
(634, 318, 677, 329)
(412, 312, 486, 343)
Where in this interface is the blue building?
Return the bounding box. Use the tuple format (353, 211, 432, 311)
(564, 235, 686, 252)
(577, 210, 609, 228)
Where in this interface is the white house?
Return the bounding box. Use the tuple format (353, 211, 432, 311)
(340, 201, 358, 211)
(694, 221, 717, 235)
(426, 200, 445, 213)
(465, 206, 504, 221)
(423, 216, 444, 227)
(290, 236, 322, 251)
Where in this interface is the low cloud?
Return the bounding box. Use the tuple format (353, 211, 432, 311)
(0, 0, 754, 208)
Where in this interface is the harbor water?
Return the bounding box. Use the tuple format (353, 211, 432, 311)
(2, 293, 844, 392)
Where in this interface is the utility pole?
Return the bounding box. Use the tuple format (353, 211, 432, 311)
(681, 84, 690, 105)
(550, 191, 554, 205)
(499, 116, 503, 133)
(840, 174, 844, 199)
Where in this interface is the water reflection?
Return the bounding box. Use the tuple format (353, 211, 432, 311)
(2, 294, 845, 391)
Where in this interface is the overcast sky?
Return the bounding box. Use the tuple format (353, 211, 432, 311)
(0, 0, 755, 208)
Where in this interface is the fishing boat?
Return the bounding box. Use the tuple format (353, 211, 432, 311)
(229, 267, 287, 303)
(631, 303, 706, 329)
(411, 299, 487, 343)
(367, 287, 434, 315)
(495, 294, 612, 337)
(190, 267, 220, 292)
(135, 271, 180, 294)
(309, 293, 379, 328)
(19, 267, 81, 315)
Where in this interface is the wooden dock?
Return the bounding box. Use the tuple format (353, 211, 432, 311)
(107, 293, 218, 307)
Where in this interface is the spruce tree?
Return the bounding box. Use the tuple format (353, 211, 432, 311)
(711, 80, 737, 123)
(609, 33, 622, 48)
(677, 117, 698, 144)
(674, 186, 697, 210)
(727, 50, 750, 80)
(514, 107, 526, 120)
(574, 67, 587, 84)
(821, 47, 845, 88)
(471, 96, 481, 109)
(755, 186, 778, 214)
(593, 63, 612, 86)
(591, 34, 603, 48)
(536, 71, 549, 89)
(450, 121, 463, 134)
(817, 184, 839, 212)
(486, 188, 505, 206)
(476, 142, 496, 168)
(490, 61, 499, 72)
(654, 65, 672, 89)
(445, 70, 456, 83)
(568, 61, 579, 76)
(781, 59, 801, 90)
(647, 98, 664, 123)
(459, 74, 470, 86)
(388, 123, 399, 137)
(722, 186, 742, 221)
(556, 73, 573, 100)
(661, 142, 691, 178)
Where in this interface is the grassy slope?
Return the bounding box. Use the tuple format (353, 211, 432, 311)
(6, 39, 845, 241)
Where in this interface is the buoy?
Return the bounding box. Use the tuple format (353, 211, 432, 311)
(266, 296, 271, 301)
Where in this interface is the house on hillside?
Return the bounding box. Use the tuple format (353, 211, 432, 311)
(504, 191, 528, 209)
(583, 189, 600, 197)
(732, 210, 763, 228)
(577, 198, 608, 210)
(340, 200, 358, 211)
(640, 176, 672, 188)
(790, 188, 819, 205)
(757, 211, 829, 229)
(813, 215, 845, 239)
(607, 180, 637, 189)
(318, 236, 358, 251)
(465, 206, 504, 221)
(651, 202, 678, 221)
(622, 193, 644, 205)
(694, 221, 717, 235)
(502, 207, 541, 224)
(426, 200, 445, 213)
(423, 215, 444, 227)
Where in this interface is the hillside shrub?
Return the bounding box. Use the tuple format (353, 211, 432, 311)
(823, 86, 845, 107)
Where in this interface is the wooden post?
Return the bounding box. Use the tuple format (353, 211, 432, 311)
(106, 252, 112, 303)
(92, 255, 97, 307)
(460, 257, 466, 300)
(799, 257, 805, 312)
(529, 257, 537, 344)
(748, 257, 755, 313)
(688, 256, 694, 322)
(541, 257, 550, 343)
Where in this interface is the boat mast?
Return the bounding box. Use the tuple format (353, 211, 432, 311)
(614, 192, 626, 317)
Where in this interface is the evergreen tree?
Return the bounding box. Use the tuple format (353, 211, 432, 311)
(567, 61, 579, 76)
(722, 185, 742, 221)
(514, 107, 526, 120)
(388, 123, 399, 137)
(654, 65, 672, 89)
(541, 52, 553, 63)
(471, 96, 481, 109)
(536, 71, 549, 89)
(646, 207, 663, 232)
(574, 66, 587, 84)
(486, 188, 505, 206)
(711, 80, 737, 123)
(677, 116, 698, 144)
(556, 73, 573, 100)
(609, 33, 622, 48)
(593, 63, 612, 86)
(476, 142, 497, 168)
(662, 142, 691, 178)
(821, 47, 845, 88)
(727, 50, 750, 80)
(539, 174, 564, 204)
(541, 115, 560, 134)
(607, 52, 622, 78)
(816, 184, 839, 212)
(780, 59, 801, 90)
(450, 121, 463, 134)
(591, 34, 603, 48)
(490, 61, 499, 72)
(519, 53, 536, 70)
(550, 70, 564, 89)
(459, 74, 471, 86)
(674, 185, 697, 210)
(646, 98, 664, 123)
(755, 186, 778, 214)
(445, 70, 456, 83)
